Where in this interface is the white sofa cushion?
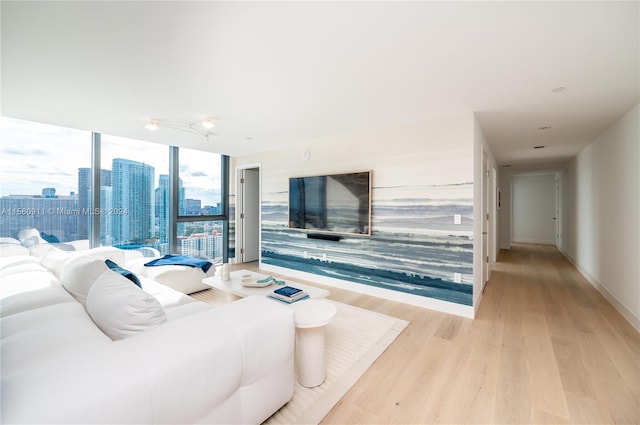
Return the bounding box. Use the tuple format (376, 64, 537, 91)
(0, 255, 41, 274)
(0, 271, 62, 301)
(0, 244, 30, 257)
(0, 302, 110, 373)
(82, 246, 127, 267)
(139, 277, 197, 309)
(29, 242, 61, 259)
(86, 269, 167, 340)
(61, 256, 108, 306)
(40, 247, 72, 280)
(1, 285, 77, 318)
(0, 237, 21, 245)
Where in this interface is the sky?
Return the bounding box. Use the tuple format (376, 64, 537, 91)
(0, 117, 222, 206)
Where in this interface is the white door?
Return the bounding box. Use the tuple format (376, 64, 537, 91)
(511, 174, 557, 245)
(240, 168, 260, 262)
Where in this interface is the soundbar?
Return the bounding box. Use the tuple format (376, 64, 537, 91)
(307, 233, 341, 241)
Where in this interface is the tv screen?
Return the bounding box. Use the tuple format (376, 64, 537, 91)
(289, 171, 371, 236)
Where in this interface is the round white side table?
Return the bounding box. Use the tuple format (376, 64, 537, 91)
(290, 299, 337, 388)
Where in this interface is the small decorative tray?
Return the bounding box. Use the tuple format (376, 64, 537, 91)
(240, 274, 273, 288)
(240, 275, 285, 287)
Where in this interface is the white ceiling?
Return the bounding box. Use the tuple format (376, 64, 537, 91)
(1, 1, 638, 171)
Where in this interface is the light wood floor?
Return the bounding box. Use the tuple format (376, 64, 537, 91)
(243, 243, 640, 424)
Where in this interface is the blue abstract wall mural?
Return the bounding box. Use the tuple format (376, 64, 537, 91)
(232, 113, 477, 308)
(259, 182, 474, 306)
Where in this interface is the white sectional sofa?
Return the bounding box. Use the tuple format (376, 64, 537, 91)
(0, 240, 295, 424)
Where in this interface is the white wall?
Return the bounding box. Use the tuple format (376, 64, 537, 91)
(560, 103, 640, 331)
(512, 173, 557, 245)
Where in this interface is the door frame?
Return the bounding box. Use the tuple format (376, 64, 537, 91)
(234, 163, 261, 264)
(482, 151, 490, 290)
(509, 171, 560, 246)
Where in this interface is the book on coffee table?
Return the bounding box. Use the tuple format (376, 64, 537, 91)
(268, 294, 310, 304)
(268, 285, 309, 303)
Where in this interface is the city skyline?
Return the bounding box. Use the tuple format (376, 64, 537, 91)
(0, 116, 222, 206)
(1, 163, 222, 241)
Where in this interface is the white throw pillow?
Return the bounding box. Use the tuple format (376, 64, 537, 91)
(86, 269, 167, 340)
(40, 247, 72, 280)
(60, 256, 109, 306)
(30, 242, 57, 259)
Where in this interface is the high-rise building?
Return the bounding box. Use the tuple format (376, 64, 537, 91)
(77, 168, 90, 240)
(111, 158, 154, 246)
(0, 192, 78, 241)
(78, 167, 111, 240)
(184, 199, 202, 215)
(179, 231, 222, 260)
(201, 204, 220, 215)
(100, 186, 113, 245)
(42, 188, 56, 198)
(155, 174, 185, 249)
(156, 174, 170, 245)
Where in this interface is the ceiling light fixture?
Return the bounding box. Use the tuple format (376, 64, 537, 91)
(538, 126, 552, 130)
(533, 145, 546, 149)
(144, 117, 216, 142)
(200, 119, 215, 129)
(144, 121, 159, 131)
(551, 86, 566, 93)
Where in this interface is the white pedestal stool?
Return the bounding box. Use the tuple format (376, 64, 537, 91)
(290, 299, 337, 388)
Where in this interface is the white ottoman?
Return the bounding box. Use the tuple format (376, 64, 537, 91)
(290, 299, 337, 388)
(127, 257, 216, 294)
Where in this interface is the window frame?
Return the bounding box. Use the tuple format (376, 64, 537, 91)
(90, 135, 229, 262)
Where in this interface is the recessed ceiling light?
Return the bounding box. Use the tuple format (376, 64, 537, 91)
(552, 86, 566, 93)
(246, 137, 253, 141)
(201, 119, 215, 129)
(501, 164, 512, 168)
(144, 121, 159, 131)
(538, 126, 552, 131)
(533, 145, 546, 149)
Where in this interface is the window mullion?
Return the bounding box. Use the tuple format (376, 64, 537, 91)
(90, 132, 101, 248)
(169, 146, 179, 254)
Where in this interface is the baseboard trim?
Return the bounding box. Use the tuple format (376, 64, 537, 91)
(260, 263, 475, 319)
(512, 237, 556, 245)
(559, 248, 640, 333)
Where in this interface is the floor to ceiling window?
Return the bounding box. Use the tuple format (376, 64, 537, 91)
(0, 117, 228, 262)
(0, 117, 91, 244)
(100, 134, 169, 251)
(176, 148, 227, 263)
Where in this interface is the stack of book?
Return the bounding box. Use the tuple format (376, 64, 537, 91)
(268, 285, 309, 304)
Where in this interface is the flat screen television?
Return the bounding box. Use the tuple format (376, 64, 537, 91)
(288, 171, 371, 236)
